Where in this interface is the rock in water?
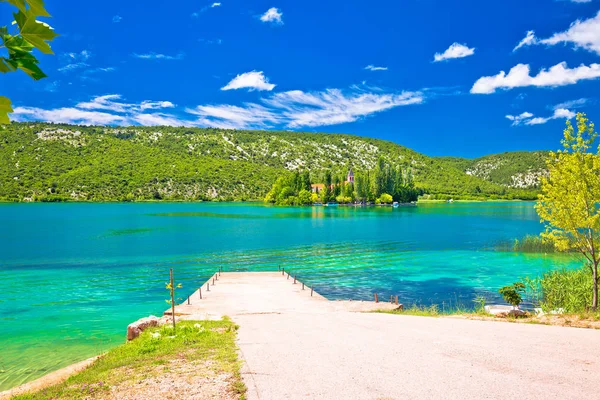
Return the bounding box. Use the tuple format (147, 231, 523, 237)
(127, 316, 160, 341)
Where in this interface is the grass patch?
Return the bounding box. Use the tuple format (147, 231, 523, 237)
(12, 319, 246, 400)
(374, 304, 491, 317)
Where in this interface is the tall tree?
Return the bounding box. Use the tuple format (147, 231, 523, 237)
(536, 113, 600, 310)
(1, 0, 58, 123)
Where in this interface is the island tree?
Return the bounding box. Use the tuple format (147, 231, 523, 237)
(536, 113, 600, 310)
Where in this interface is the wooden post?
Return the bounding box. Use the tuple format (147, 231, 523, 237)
(207, 282, 210, 292)
(395, 296, 399, 305)
(169, 269, 176, 331)
(311, 286, 314, 296)
(293, 275, 297, 284)
(374, 293, 379, 303)
(282, 267, 285, 276)
(199, 287, 202, 299)
(287, 272, 290, 280)
(187, 296, 190, 305)
(302, 282, 305, 290)
(213, 277, 215, 285)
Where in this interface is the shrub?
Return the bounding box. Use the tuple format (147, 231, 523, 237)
(539, 267, 593, 313)
(498, 282, 525, 307)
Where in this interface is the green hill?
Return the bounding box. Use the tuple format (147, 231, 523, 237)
(437, 151, 549, 189)
(0, 123, 540, 202)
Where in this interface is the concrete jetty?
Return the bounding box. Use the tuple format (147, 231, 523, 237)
(168, 272, 600, 400)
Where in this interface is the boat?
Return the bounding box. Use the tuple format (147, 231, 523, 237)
(392, 202, 399, 208)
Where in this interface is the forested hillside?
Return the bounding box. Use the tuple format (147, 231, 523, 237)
(438, 151, 549, 189)
(0, 123, 540, 202)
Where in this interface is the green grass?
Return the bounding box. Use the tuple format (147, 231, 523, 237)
(12, 319, 246, 400)
(374, 303, 491, 317)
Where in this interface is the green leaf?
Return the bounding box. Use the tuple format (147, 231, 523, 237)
(0, 97, 13, 125)
(15, 9, 58, 54)
(26, 0, 50, 17)
(0, 57, 17, 73)
(4, 35, 34, 55)
(1, 0, 27, 13)
(6, 55, 46, 80)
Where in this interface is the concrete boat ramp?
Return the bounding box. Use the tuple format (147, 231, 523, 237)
(172, 272, 600, 400)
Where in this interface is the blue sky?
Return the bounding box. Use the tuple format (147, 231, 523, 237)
(4, 0, 600, 157)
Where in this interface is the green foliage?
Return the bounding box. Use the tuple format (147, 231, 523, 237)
(498, 282, 526, 307)
(536, 113, 600, 310)
(511, 235, 558, 253)
(1, 0, 57, 123)
(438, 151, 548, 189)
(377, 193, 393, 204)
(524, 267, 594, 313)
(264, 171, 314, 205)
(0, 123, 545, 203)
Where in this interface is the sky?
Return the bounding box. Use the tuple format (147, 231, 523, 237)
(3, 0, 600, 158)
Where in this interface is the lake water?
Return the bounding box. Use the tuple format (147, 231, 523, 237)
(0, 202, 580, 390)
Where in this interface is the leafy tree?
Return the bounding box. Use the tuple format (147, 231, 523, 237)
(378, 193, 393, 204)
(498, 282, 525, 308)
(1, 0, 58, 123)
(298, 189, 312, 205)
(535, 113, 600, 310)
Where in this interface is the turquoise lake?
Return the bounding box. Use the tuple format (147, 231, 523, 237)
(0, 202, 581, 390)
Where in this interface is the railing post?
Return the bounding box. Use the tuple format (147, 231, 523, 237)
(207, 282, 210, 292)
(287, 272, 290, 280)
(302, 282, 305, 290)
(199, 287, 202, 299)
(395, 295, 398, 305)
(282, 267, 285, 276)
(293, 275, 297, 284)
(374, 293, 379, 303)
(311, 286, 314, 296)
(187, 296, 190, 305)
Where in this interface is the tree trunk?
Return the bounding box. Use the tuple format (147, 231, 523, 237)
(593, 263, 598, 311)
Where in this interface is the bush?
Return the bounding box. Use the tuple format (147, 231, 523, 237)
(537, 267, 593, 313)
(498, 282, 525, 307)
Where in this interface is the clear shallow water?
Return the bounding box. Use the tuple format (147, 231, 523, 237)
(0, 202, 580, 390)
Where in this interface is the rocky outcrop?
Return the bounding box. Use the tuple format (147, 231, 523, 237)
(127, 316, 160, 341)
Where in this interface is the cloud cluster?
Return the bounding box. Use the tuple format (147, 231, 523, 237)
(221, 71, 276, 91)
(13, 95, 182, 127)
(132, 52, 184, 60)
(514, 11, 600, 55)
(506, 107, 575, 126)
(433, 43, 475, 62)
(260, 7, 283, 24)
(14, 87, 422, 130)
(58, 50, 91, 72)
(471, 62, 600, 94)
(189, 87, 423, 129)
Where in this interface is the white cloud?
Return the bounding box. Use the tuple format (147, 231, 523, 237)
(186, 104, 278, 129)
(112, 15, 122, 23)
(513, 31, 537, 51)
(553, 98, 588, 109)
(505, 111, 534, 126)
(471, 62, 600, 94)
(13, 95, 184, 126)
(433, 43, 475, 62)
(260, 7, 283, 24)
(58, 62, 89, 72)
(140, 101, 176, 110)
(59, 51, 91, 72)
(12, 107, 128, 126)
(132, 52, 184, 60)
(211, 2, 221, 7)
(515, 11, 600, 55)
(12, 86, 424, 130)
(221, 71, 276, 91)
(365, 65, 388, 71)
(187, 87, 423, 129)
(506, 108, 575, 126)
